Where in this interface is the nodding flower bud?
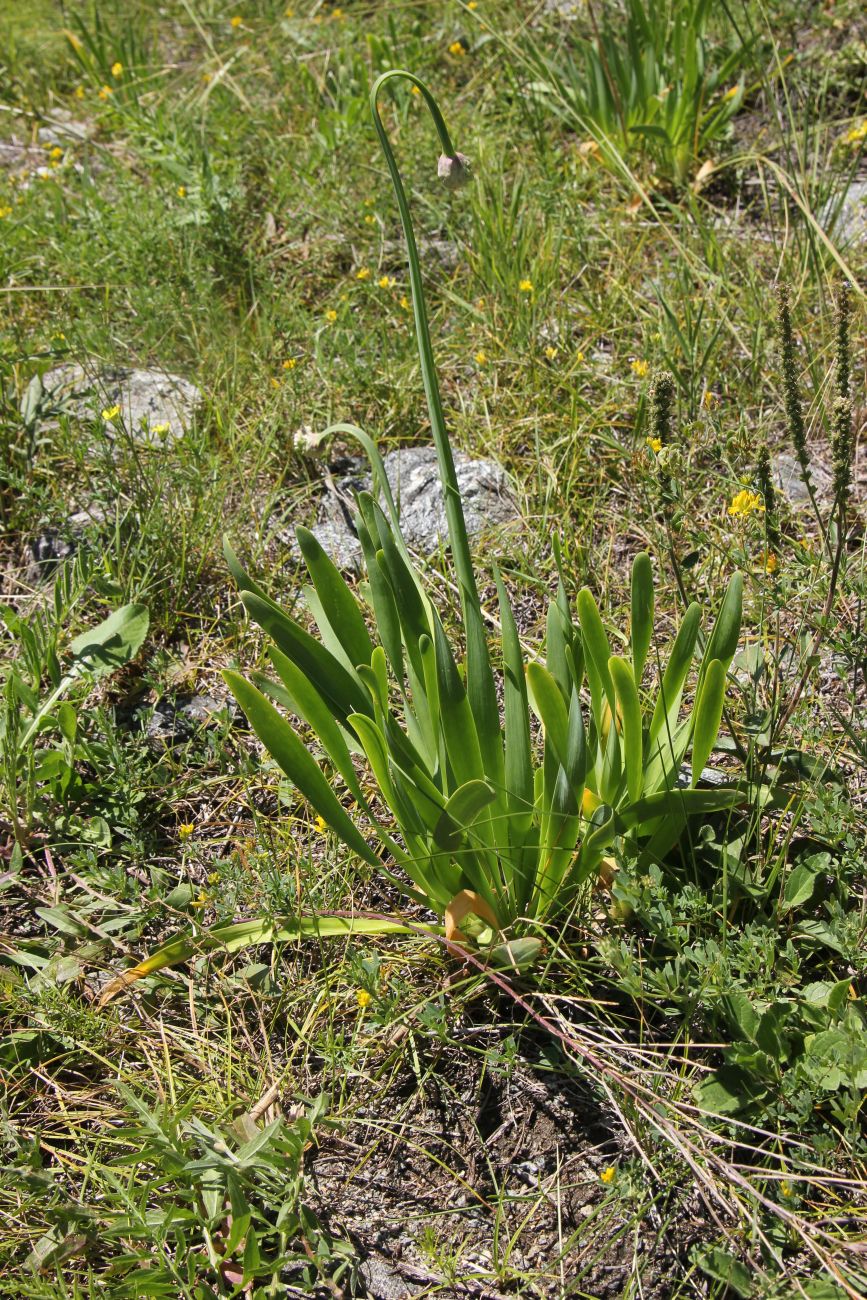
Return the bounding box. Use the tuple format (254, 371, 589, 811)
(437, 152, 471, 191)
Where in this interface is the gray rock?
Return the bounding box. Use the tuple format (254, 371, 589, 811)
(773, 450, 833, 506)
(36, 111, 92, 148)
(358, 1256, 421, 1299)
(28, 364, 201, 446)
(294, 446, 521, 572)
(22, 503, 111, 584)
(144, 695, 235, 748)
(820, 179, 867, 247)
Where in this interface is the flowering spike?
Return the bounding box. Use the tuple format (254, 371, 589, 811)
(776, 283, 810, 483)
(835, 281, 852, 404)
(649, 369, 675, 446)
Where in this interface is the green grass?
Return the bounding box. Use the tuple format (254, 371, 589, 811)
(1, 0, 866, 1295)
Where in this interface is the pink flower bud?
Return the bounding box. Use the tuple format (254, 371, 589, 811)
(437, 152, 471, 191)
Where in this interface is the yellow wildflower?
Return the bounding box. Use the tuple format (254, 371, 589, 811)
(332, 6, 344, 17)
(48, 145, 63, 161)
(399, 295, 410, 310)
(356, 988, 372, 1008)
(0, 205, 12, 219)
(728, 489, 763, 518)
(101, 404, 121, 421)
(411, 85, 421, 96)
(724, 84, 739, 100)
(270, 377, 281, 389)
(576, 350, 585, 362)
(207, 872, 220, 885)
(764, 552, 778, 574)
(111, 61, 123, 77)
(545, 345, 558, 361)
(177, 185, 186, 198)
(325, 309, 337, 322)
(152, 421, 170, 435)
(468, 0, 478, 7)
(631, 358, 649, 377)
(600, 1166, 616, 1185)
(314, 815, 328, 833)
(518, 278, 533, 293)
(780, 1180, 793, 1198)
(646, 436, 662, 453)
(178, 822, 194, 839)
(364, 213, 376, 225)
(378, 275, 394, 288)
(282, 358, 297, 370)
(355, 267, 371, 280)
(703, 389, 717, 410)
(74, 85, 86, 99)
(475, 350, 487, 365)
(98, 85, 113, 100)
(475, 297, 485, 309)
(230, 15, 243, 28)
(845, 121, 867, 145)
(191, 890, 209, 909)
(449, 41, 466, 57)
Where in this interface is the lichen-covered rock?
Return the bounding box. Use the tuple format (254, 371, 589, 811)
(288, 445, 520, 571)
(26, 364, 201, 446)
(820, 179, 867, 248)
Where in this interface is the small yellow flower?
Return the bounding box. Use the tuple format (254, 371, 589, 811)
(475, 350, 487, 365)
(48, 145, 63, 161)
(468, 0, 478, 8)
(703, 389, 717, 410)
(364, 213, 376, 225)
(314, 815, 328, 833)
(646, 436, 662, 453)
(356, 988, 372, 1008)
(378, 275, 394, 288)
(728, 489, 763, 518)
(399, 295, 410, 310)
(325, 309, 337, 322)
(191, 891, 209, 909)
(764, 552, 778, 574)
(631, 358, 649, 377)
(519, 278, 534, 294)
(285, 5, 294, 14)
(0, 205, 12, 219)
(177, 185, 186, 198)
(411, 85, 421, 96)
(780, 1180, 793, 1198)
(845, 121, 867, 145)
(53, 332, 66, 341)
(74, 85, 86, 99)
(576, 350, 585, 362)
(475, 297, 485, 309)
(545, 345, 558, 361)
(207, 872, 220, 885)
(282, 358, 297, 370)
(179, 822, 194, 839)
(152, 421, 170, 435)
(600, 1166, 616, 1185)
(355, 267, 371, 280)
(230, 15, 243, 28)
(98, 84, 113, 100)
(111, 61, 123, 78)
(270, 377, 281, 389)
(331, 6, 344, 17)
(101, 404, 121, 421)
(724, 84, 739, 100)
(449, 40, 466, 56)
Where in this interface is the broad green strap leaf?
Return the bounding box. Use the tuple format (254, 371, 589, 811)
(99, 914, 421, 1003)
(223, 536, 270, 602)
(648, 601, 701, 748)
(296, 525, 374, 670)
(223, 671, 381, 868)
(432, 612, 484, 787)
(495, 568, 534, 836)
(527, 661, 570, 770)
(617, 785, 743, 831)
(241, 592, 370, 722)
(609, 654, 643, 803)
(433, 779, 497, 852)
(577, 588, 616, 711)
(700, 573, 743, 684)
(690, 658, 726, 786)
(630, 552, 654, 683)
(268, 646, 368, 807)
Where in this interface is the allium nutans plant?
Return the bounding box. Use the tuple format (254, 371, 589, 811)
(103, 71, 744, 999)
